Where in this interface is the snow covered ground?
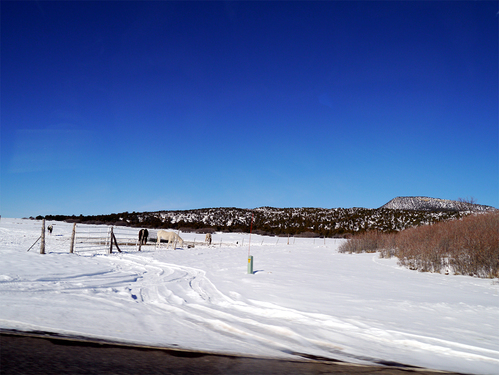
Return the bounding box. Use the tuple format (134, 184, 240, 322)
(1, 218, 498, 374)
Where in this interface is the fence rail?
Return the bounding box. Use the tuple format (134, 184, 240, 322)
(73, 225, 111, 253)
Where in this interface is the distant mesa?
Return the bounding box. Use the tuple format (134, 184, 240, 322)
(380, 196, 496, 212)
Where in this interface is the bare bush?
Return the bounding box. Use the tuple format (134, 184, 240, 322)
(458, 196, 477, 205)
(296, 231, 321, 238)
(339, 212, 499, 278)
(194, 227, 216, 234)
(338, 231, 391, 254)
(396, 212, 499, 277)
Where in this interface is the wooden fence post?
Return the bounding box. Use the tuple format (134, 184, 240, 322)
(138, 230, 141, 252)
(109, 227, 113, 254)
(108, 227, 121, 254)
(69, 223, 76, 253)
(27, 236, 41, 252)
(106, 227, 111, 248)
(113, 230, 122, 253)
(40, 219, 46, 254)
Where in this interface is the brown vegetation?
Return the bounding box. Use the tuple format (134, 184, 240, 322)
(339, 212, 499, 278)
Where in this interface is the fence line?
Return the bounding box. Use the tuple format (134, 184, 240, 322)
(34, 221, 336, 255)
(29, 220, 339, 256)
(72, 225, 144, 254)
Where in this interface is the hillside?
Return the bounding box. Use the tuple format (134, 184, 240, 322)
(380, 196, 496, 212)
(41, 196, 496, 237)
(137, 207, 464, 237)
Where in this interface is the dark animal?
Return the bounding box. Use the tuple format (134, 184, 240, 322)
(138, 229, 149, 245)
(47, 225, 53, 234)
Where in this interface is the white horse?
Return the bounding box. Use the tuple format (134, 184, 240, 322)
(205, 233, 212, 245)
(156, 230, 184, 249)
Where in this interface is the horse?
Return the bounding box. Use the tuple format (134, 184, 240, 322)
(47, 225, 53, 234)
(156, 230, 184, 249)
(138, 229, 149, 245)
(205, 233, 212, 245)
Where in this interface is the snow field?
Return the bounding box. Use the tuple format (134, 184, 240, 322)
(0, 218, 498, 374)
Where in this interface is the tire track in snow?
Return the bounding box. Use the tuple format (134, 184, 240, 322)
(110, 254, 355, 360)
(110, 253, 499, 367)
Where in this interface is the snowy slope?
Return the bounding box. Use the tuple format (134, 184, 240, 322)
(1, 219, 498, 374)
(51, 205, 474, 236)
(380, 196, 496, 212)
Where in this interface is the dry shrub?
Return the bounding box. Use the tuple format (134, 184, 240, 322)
(396, 224, 449, 273)
(339, 212, 499, 278)
(445, 212, 498, 278)
(397, 212, 499, 277)
(296, 231, 321, 238)
(338, 231, 394, 254)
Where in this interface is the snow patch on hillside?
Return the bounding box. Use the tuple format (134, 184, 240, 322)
(380, 196, 496, 212)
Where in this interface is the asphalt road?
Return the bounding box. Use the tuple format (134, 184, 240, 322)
(0, 331, 466, 375)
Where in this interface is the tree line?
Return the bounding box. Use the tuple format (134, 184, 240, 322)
(39, 206, 468, 237)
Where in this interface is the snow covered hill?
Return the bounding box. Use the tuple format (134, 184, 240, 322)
(145, 206, 463, 235)
(380, 196, 496, 212)
(43, 197, 497, 237)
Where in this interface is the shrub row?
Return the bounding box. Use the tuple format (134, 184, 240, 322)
(338, 212, 499, 278)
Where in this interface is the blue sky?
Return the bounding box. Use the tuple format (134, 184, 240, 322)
(2, 1, 498, 218)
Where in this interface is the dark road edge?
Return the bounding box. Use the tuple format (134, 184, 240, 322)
(0, 328, 467, 374)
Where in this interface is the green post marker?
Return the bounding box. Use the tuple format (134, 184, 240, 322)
(247, 213, 254, 274)
(248, 255, 253, 274)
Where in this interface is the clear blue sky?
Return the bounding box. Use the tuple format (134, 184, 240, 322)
(2, 1, 498, 218)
